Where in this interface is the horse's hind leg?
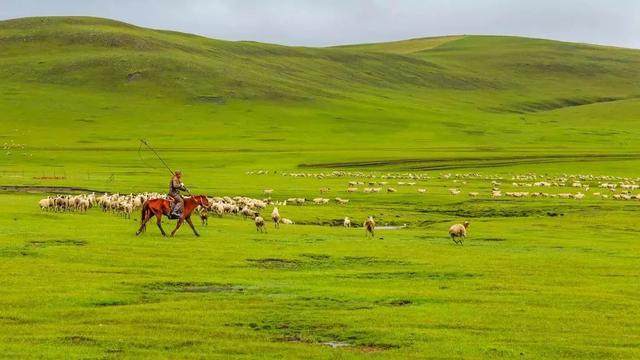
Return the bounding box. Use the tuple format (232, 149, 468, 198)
(156, 214, 167, 237)
(136, 211, 151, 236)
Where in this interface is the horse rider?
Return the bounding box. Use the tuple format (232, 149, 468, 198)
(168, 170, 189, 218)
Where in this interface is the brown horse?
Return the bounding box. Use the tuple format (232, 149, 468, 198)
(136, 195, 209, 237)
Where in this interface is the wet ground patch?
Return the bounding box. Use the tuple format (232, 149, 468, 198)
(376, 299, 413, 307)
(246, 255, 410, 271)
(477, 237, 507, 242)
(0, 315, 35, 324)
(1, 238, 86, 256)
(89, 298, 147, 307)
(340, 256, 409, 266)
(236, 318, 402, 352)
(419, 202, 596, 218)
(27, 239, 87, 248)
(0, 245, 36, 258)
(246, 258, 302, 269)
(340, 271, 479, 281)
(143, 281, 245, 293)
(61, 335, 98, 345)
(292, 296, 373, 310)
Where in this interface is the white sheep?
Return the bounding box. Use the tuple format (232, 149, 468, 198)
(271, 207, 281, 228)
(38, 198, 52, 211)
(448, 221, 470, 245)
(343, 217, 351, 228)
(241, 206, 257, 219)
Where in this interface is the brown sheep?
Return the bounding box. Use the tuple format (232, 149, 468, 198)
(255, 215, 266, 233)
(364, 216, 375, 237)
(198, 207, 208, 226)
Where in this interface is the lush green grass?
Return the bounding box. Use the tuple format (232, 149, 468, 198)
(1, 16, 640, 358)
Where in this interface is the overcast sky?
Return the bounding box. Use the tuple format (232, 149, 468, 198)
(1, 0, 639, 48)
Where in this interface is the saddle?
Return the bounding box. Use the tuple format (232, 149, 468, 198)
(166, 196, 182, 219)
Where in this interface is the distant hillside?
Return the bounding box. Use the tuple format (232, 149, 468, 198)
(1, 16, 639, 109)
(2, 16, 640, 160)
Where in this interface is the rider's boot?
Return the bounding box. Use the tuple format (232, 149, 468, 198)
(169, 204, 182, 219)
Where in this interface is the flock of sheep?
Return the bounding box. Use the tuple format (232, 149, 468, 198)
(36, 171, 640, 245)
(36, 192, 399, 240)
(274, 171, 640, 202)
(38, 193, 148, 218)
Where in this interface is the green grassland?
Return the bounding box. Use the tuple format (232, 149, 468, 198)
(1, 16, 640, 358)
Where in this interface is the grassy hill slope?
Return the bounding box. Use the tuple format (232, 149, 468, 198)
(1, 15, 640, 184)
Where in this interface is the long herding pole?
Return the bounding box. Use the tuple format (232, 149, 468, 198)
(139, 139, 174, 175)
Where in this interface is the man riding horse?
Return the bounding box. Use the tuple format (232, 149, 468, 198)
(168, 170, 189, 218)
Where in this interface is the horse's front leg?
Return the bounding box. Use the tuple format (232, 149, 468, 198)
(185, 216, 200, 237)
(170, 218, 184, 237)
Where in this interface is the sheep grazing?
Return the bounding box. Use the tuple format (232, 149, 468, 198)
(254, 215, 266, 233)
(38, 197, 53, 211)
(468, 192, 479, 197)
(335, 197, 349, 205)
(343, 217, 351, 228)
(271, 207, 281, 228)
(364, 216, 376, 237)
(417, 188, 427, 193)
(263, 189, 274, 195)
(387, 187, 397, 193)
(211, 202, 225, 217)
(281, 218, 294, 225)
(449, 188, 461, 195)
(241, 206, 257, 219)
(448, 221, 470, 245)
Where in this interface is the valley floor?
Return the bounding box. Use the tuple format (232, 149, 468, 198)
(1, 165, 639, 359)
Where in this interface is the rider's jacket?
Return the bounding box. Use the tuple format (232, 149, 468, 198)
(169, 176, 186, 197)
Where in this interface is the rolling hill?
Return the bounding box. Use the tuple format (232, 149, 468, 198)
(1, 16, 640, 185)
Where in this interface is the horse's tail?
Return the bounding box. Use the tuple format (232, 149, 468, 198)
(139, 201, 149, 232)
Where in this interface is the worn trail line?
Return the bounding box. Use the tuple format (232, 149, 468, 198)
(0, 185, 107, 194)
(487, 95, 639, 114)
(301, 153, 640, 170)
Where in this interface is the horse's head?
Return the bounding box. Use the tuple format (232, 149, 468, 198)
(193, 195, 210, 208)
